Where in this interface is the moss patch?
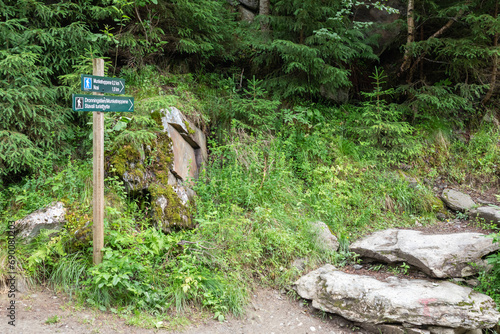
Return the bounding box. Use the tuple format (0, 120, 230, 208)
(110, 144, 142, 177)
(149, 182, 193, 231)
(184, 120, 196, 135)
(150, 132, 173, 170)
(150, 110, 164, 127)
(64, 204, 92, 248)
(430, 196, 448, 215)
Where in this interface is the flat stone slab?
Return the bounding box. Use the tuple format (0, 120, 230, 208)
(350, 229, 498, 278)
(294, 264, 500, 330)
(441, 189, 476, 212)
(168, 124, 198, 181)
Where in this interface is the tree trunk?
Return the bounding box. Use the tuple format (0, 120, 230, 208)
(482, 0, 499, 105)
(400, 0, 415, 72)
(259, 0, 270, 32)
(402, 1, 470, 81)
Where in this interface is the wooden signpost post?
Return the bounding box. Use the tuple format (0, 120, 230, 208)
(72, 59, 134, 264)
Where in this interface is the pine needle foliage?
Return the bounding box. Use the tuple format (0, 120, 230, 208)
(111, 0, 237, 68)
(402, 0, 500, 110)
(349, 68, 418, 163)
(251, 0, 389, 99)
(0, 49, 70, 178)
(0, 1, 113, 182)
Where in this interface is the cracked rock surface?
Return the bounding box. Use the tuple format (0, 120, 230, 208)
(294, 264, 500, 330)
(349, 229, 498, 278)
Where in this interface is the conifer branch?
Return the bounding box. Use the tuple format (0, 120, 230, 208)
(401, 1, 470, 80)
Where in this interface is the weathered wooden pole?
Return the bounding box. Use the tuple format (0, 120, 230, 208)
(92, 58, 105, 265)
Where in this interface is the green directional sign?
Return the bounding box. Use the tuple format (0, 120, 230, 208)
(81, 75, 126, 94)
(72, 94, 134, 112)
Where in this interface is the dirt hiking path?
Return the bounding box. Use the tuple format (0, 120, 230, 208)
(1, 287, 360, 334)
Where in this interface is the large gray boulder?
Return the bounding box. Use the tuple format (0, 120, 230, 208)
(441, 189, 476, 212)
(294, 265, 500, 330)
(350, 229, 498, 278)
(110, 107, 207, 231)
(14, 202, 66, 240)
(471, 206, 500, 225)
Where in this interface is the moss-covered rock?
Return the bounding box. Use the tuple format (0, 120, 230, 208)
(430, 195, 448, 215)
(108, 124, 195, 231)
(150, 182, 193, 231)
(64, 204, 92, 247)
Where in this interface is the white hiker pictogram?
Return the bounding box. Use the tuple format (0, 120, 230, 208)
(75, 97, 83, 109)
(84, 77, 92, 90)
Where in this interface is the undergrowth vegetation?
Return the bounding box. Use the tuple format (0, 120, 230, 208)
(2, 63, 500, 324)
(1, 0, 500, 326)
(1, 67, 500, 324)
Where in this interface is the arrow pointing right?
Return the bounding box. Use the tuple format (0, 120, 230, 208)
(120, 81, 125, 93)
(128, 99, 134, 111)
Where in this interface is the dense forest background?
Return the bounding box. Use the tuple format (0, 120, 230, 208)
(1, 0, 499, 181)
(1, 0, 500, 325)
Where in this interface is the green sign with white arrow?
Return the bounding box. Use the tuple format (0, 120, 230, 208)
(81, 74, 126, 94)
(72, 94, 134, 112)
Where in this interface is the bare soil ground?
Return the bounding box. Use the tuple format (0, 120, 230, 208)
(0, 287, 362, 334)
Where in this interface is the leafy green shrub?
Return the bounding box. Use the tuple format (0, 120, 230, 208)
(0, 159, 92, 219)
(464, 124, 500, 177)
(85, 246, 166, 311)
(193, 208, 334, 289)
(81, 226, 245, 316)
(279, 104, 339, 179)
(193, 129, 349, 287)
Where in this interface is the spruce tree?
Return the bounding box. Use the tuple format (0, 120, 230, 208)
(251, 0, 393, 100)
(0, 1, 112, 182)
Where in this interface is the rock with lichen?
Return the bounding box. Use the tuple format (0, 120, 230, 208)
(294, 265, 500, 331)
(14, 201, 66, 241)
(470, 206, 500, 225)
(350, 229, 498, 278)
(441, 189, 476, 212)
(108, 107, 206, 232)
